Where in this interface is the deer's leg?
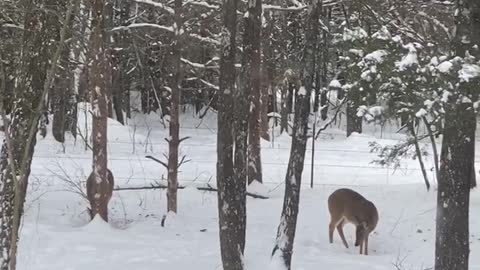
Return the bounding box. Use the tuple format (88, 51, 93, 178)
(337, 219, 349, 249)
(364, 235, 369, 255)
(359, 241, 363, 255)
(329, 215, 341, 244)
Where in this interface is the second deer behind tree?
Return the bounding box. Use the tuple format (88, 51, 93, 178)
(86, 169, 114, 222)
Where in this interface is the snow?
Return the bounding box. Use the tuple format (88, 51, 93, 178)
(372, 26, 391, 40)
(396, 43, 419, 71)
(437, 61, 453, 73)
(348, 49, 364, 57)
(364, 50, 388, 64)
(343, 27, 368, 42)
(298, 86, 306, 96)
(415, 108, 428, 118)
(328, 79, 341, 88)
(4, 104, 480, 270)
(459, 63, 480, 82)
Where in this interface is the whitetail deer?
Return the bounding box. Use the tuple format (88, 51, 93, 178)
(86, 168, 114, 222)
(328, 188, 378, 255)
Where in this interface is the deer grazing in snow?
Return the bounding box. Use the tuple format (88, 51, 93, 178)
(86, 168, 114, 222)
(328, 188, 378, 255)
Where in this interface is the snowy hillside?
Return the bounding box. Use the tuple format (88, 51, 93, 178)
(9, 106, 480, 270)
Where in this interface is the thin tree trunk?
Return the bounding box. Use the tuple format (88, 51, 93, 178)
(112, 0, 131, 125)
(271, 0, 320, 268)
(408, 122, 430, 191)
(280, 83, 292, 134)
(64, 3, 78, 139)
(104, 1, 114, 119)
(244, 0, 263, 184)
(346, 102, 362, 137)
(422, 116, 440, 182)
(167, 0, 183, 214)
(217, 0, 246, 268)
(262, 9, 274, 140)
(52, 4, 71, 143)
(0, 1, 73, 268)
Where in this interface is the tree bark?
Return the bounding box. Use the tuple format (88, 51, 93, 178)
(434, 103, 474, 270)
(87, 0, 113, 222)
(346, 102, 362, 137)
(271, 0, 320, 268)
(52, 0, 72, 143)
(422, 116, 440, 182)
(408, 122, 430, 191)
(112, 0, 131, 125)
(216, 0, 246, 268)
(243, 0, 263, 184)
(167, 0, 184, 214)
(0, 0, 71, 268)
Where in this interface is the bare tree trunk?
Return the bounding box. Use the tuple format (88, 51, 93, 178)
(87, 0, 113, 222)
(434, 103, 474, 270)
(52, 2, 72, 143)
(104, 1, 114, 119)
(271, 0, 320, 268)
(262, 9, 274, 140)
(112, 0, 131, 125)
(435, 1, 476, 267)
(244, 0, 263, 184)
(422, 116, 440, 181)
(217, 0, 246, 268)
(346, 102, 362, 137)
(0, 1, 73, 268)
(408, 122, 430, 191)
(167, 0, 184, 214)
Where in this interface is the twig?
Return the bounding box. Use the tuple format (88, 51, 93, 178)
(145, 155, 168, 168)
(197, 185, 269, 199)
(315, 98, 347, 139)
(114, 184, 186, 191)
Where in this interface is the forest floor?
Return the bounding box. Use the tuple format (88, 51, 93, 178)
(8, 104, 480, 270)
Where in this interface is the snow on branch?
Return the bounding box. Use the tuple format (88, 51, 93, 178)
(199, 79, 219, 90)
(188, 33, 221, 46)
(261, 0, 339, 11)
(135, 0, 175, 15)
(262, 4, 307, 11)
(181, 58, 207, 69)
(1, 23, 24, 30)
(184, 0, 220, 10)
(111, 23, 174, 33)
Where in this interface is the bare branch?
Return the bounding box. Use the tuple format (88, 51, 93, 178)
(315, 98, 347, 139)
(177, 155, 191, 168)
(197, 184, 269, 199)
(179, 136, 190, 143)
(145, 155, 168, 168)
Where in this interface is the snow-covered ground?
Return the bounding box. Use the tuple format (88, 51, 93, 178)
(7, 105, 480, 270)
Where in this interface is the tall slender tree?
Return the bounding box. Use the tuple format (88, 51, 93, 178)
(0, 0, 73, 268)
(243, 0, 263, 184)
(271, 0, 320, 269)
(216, 0, 247, 268)
(86, 0, 113, 222)
(166, 0, 184, 214)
